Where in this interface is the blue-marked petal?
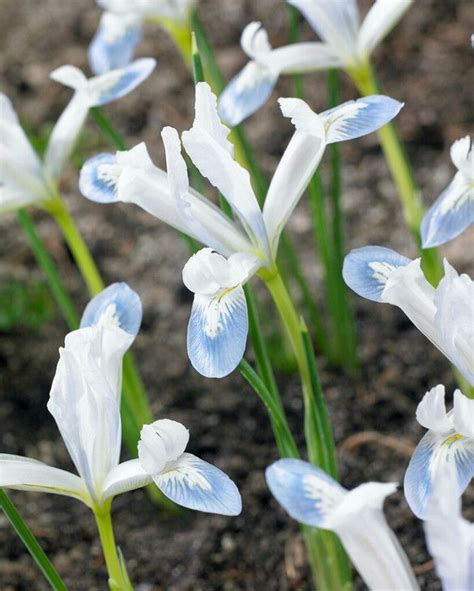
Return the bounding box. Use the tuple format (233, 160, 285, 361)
(266, 459, 346, 527)
(79, 153, 120, 203)
(218, 62, 277, 126)
(404, 429, 474, 519)
(152, 452, 242, 516)
(321, 95, 404, 144)
(343, 246, 412, 302)
(187, 287, 248, 379)
(87, 58, 156, 107)
(80, 282, 142, 337)
(421, 174, 474, 247)
(88, 12, 143, 75)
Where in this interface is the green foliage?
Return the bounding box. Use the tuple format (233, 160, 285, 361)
(0, 280, 54, 331)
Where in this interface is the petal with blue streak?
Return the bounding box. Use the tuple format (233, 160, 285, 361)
(89, 58, 156, 107)
(187, 286, 248, 379)
(404, 429, 474, 519)
(153, 452, 242, 516)
(79, 153, 120, 203)
(266, 459, 346, 528)
(343, 246, 412, 302)
(321, 95, 404, 144)
(80, 282, 143, 337)
(88, 12, 142, 75)
(421, 174, 474, 248)
(218, 62, 277, 127)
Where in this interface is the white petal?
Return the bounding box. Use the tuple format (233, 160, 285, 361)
(358, 0, 413, 56)
(265, 42, 343, 73)
(263, 98, 326, 253)
(321, 95, 404, 144)
(138, 424, 168, 475)
(288, 0, 360, 63)
(453, 389, 474, 439)
(343, 245, 412, 302)
(218, 61, 277, 127)
(97, 0, 196, 21)
(88, 12, 143, 75)
(265, 459, 346, 528)
(79, 152, 122, 203)
(0, 455, 89, 505)
(450, 136, 473, 178)
(404, 428, 474, 519)
(102, 459, 152, 500)
(49, 65, 87, 90)
(144, 419, 190, 463)
(424, 466, 474, 591)
(0, 183, 38, 213)
(80, 282, 142, 337)
(421, 172, 474, 247)
(240, 21, 272, 59)
(416, 385, 452, 432)
(182, 83, 269, 256)
(44, 94, 90, 179)
(153, 452, 242, 516)
(187, 287, 249, 379)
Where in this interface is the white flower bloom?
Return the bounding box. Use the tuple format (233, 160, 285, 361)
(404, 385, 474, 519)
(80, 82, 402, 378)
(0, 284, 241, 516)
(343, 247, 474, 386)
(90, 0, 197, 74)
(219, 0, 412, 125)
(0, 60, 155, 213)
(421, 136, 474, 247)
(424, 466, 474, 591)
(266, 459, 418, 590)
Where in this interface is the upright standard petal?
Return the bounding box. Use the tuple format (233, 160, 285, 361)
(184, 248, 260, 378)
(267, 459, 418, 590)
(88, 12, 143, 75)
(0, 455, 89, 505)
(182, 83, 270, 257)
(358, 0, 413, 56)
(263, 98, 326, 253)
(404, 386, 474, 519)
(149, 453, 242, 516)
(343, 245, 412, 302)
(320, 95, 404, 144)
(424, 467, 474, 591)
(421, 137, 473, 247)
(80, 282, 143, 337)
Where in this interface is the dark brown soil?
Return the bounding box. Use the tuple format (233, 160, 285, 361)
(1, 1, 473, 589)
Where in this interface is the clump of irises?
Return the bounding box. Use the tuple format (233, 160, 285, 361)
(1, 0, 473, 590)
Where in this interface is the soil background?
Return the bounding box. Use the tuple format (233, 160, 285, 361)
(1, 0, 473, 589)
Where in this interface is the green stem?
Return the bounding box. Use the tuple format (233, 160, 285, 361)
(91, 108, 127, 151)
(94, 504, 133, 591)
(348, 61, 443, 285)
(0, 490, 68, 591)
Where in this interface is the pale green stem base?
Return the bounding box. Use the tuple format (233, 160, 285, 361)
(94, 504, 133, 591)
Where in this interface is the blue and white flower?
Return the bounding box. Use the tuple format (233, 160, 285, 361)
(404, 385, 474, 520)
(0, 285, 241, 516)
(421, 136, 474, 248)
(219, 0, 412, 125)
(266, 459, 418, 590)
(89, 0, 197, 75)
(343, 247, 474, 386)
(424, 465, 474, 591)
(80, 82, 402, 378)
(0, 59, 155, 213)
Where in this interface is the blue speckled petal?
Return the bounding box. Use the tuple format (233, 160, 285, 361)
(266, 459, 346, 527)
(321, 95, 404, 144)
(88, 13, 143, 75)
(79, 153, 119, 203)
(404, 430, 474, 519)
(80, 282, 142, 337)
(154, 452, 242, 516)
(187, 286, 248, 379)
(421, 174, 474, 248)
(91, 58, 156, 107)
(343, 246, 412, 302)
(218, 62, 277, 126)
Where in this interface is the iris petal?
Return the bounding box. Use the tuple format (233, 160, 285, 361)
(79, 153, 120, 203)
